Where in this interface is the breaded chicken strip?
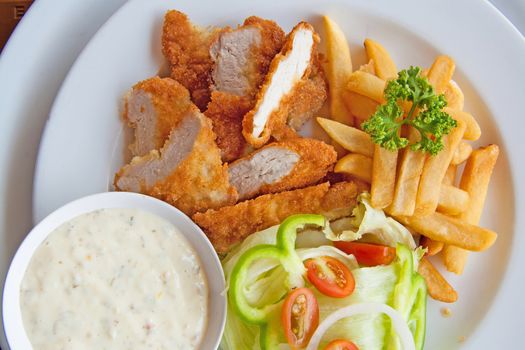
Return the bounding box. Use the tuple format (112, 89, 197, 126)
(115, 108, 237, 216)
(204, 92, 253, 162)
(193, 181, 365, 253)
(124, 77, 193, 157)
(206, 17, 285, 161)
(228, 138, 336, 200)
(162, 10, 222, 110)
(286, 64, 327, 130)
(210, 16, 285, 98)
(242, 22, 327, 148)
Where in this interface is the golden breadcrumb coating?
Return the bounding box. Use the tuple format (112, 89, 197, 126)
(193, 181, 365, 253)
(162, 10, 222, 110)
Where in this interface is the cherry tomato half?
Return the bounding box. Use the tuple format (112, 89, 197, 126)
(282, 287, 319, 348)
(334, 241, 396, 267)
(304, 256, 355, 298)
(324, 339, 359, 350)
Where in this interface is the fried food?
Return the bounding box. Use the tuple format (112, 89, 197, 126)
(334, 153, 372, 183)
(323, 15, 353, 126)
(204, 92, 253, 162)
(316, 117, 374, 157)
(371, 145, 398, 209)
(418, 258, 458, 303)
(442, 144, 499, 274)
(228, 138, 337, 200)
(286, 64, 327, 131)
(210, 16, 285, 99)
(427, 55, 455, 94)
(162, 10, 222, 110)
(363, 38, 397, 80)
(124, 77, 193, 157)
(193, 181, 365, 253)
(437, 184, 470, 216)
(206, 16, 285, 161)
(420, 236, 444, 256)
(242, 22, 325, 148)
(451, 141, 473, 165)
(415, 119, 466, 215)
(115, 108, 237, 216)
(388, 127, 427, 216)
(393, 211, 497, 252)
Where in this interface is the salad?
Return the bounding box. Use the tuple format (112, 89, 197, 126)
(221, 195, 426, 349)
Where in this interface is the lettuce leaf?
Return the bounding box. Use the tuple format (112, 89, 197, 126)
(327, 193, 416, 249)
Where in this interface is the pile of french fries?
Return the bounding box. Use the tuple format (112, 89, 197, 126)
(320, 16, 499, 303)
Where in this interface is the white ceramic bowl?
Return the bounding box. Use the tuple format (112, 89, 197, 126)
(2, 192, 226, 349)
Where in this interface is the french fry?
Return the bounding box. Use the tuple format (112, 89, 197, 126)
(358, 60, 376, 75)
(388, 127, 427, 216)
(418, 258, 458, 303)
(445, 108, 481, 141)
(420, 236, 444, 256)
(443, 164, 457, 186)
(342, 91, 379, 123)
(346, 71, 386, 104)
(437, 184, 469, 216)
(451, 141, 472, 165)
(444, 80, 464, 110)
(415, 119, 466, 215)
(371, 145, 398, 208)
(442, 145, 500, 274)
(323, 15, 353, 126)
(364, 38, 397, 80)
(392, 211, 497, 252)
(427, 55, 455, 94)
(334, 154, 372, 183)
(316, 118, 374, 157)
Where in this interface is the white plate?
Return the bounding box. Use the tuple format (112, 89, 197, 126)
(32, 0, 525, 348)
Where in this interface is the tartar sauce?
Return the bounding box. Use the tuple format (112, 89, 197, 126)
(20, 208, 208, 349)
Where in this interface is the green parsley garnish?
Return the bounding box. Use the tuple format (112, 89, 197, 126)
(362, 66, 457, 155)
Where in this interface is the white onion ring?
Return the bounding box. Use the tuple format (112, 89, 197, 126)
(306, 302, 416, 350)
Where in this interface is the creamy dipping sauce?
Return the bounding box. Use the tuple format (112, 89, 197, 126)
(20, 208, 208, 350)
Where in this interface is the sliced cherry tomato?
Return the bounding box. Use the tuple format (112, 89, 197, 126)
(334, 241, 396, 266)
(304, 256, 355, 298)
(282, 287, 319, 348)
(324, 339, 359, 350)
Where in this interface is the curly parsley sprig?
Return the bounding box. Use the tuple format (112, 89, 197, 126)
(362, 66, 457, 155)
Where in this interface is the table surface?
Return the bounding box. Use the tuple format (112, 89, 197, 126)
(0, 0, 522, 349)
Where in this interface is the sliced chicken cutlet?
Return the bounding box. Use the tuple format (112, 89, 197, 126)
(193, 181, 366, 253)
(162, 10, 222, 110)
(115, 109, 237, 216)
(206, 17, 285, 161)
(242, 22, 327, 148)
(125, 77, 193, 157)
(209, 16, 285, 98)
(286, 64, 327, 130)
(228, 138, 336, 200)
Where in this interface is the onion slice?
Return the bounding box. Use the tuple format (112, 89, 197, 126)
(305, 302, 416, 350)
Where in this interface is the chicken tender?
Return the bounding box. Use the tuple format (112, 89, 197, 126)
(228, 138, 336, 200)
(210, 16, 285, 98)
(162, 10, 222, 110)
(115, 108, 237, 216)
(193, 181, 364, 253)
(124, 77, 193, 157)
(242, 22, 327, 148)
(204, 92, 253, 162)
(206, 16, 285, 161)
(286, 64, 327, 130)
